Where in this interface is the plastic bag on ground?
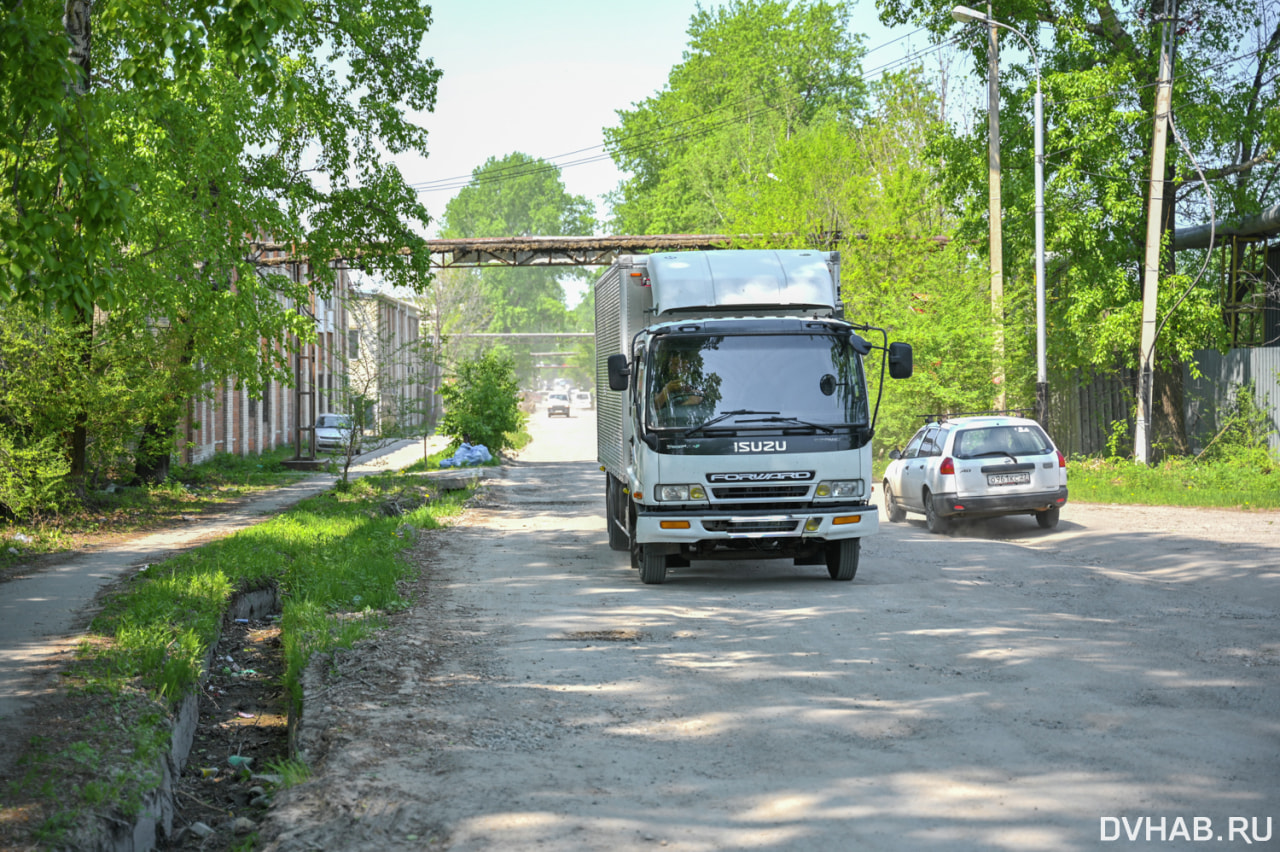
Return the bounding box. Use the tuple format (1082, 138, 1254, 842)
(439, 442, 492, 468)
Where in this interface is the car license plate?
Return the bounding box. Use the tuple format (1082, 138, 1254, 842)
(987, 472, 1031, 486)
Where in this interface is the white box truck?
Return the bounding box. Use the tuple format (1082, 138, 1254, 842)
(596, 248, 913, 584)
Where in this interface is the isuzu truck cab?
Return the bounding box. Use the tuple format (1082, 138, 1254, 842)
(595, 249, 912, 584)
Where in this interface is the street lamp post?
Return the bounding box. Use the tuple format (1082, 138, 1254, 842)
(952, 6, 1047, 424)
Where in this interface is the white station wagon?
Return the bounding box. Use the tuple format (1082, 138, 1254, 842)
(882, 414, 1068, 533)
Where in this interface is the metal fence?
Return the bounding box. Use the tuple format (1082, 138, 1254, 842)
(1048, 347, 1280, 456)
(1184, 346, 1280, 454)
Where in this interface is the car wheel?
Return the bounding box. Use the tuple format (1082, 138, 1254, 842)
(923, 490, 950, 534)
(1036, 506, 1060, 529)
(883, 482, 906, 523)
(825, 538, 860, 581)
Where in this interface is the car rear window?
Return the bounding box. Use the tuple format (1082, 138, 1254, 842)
(953, 424, 1053, 458)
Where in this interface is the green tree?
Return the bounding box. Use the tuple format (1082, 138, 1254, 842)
(439, 153, 595, 335)
(0, 0, 441, 482)
(723, 71, 994, 450)
(437, 349, 526, 454)
(603, 0, 868, 235)
(878, 0, 1280, 452)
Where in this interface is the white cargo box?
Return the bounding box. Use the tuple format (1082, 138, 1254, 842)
(647, 249, 840, 317)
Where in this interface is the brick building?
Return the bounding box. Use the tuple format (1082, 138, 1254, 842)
(346, 291, 435, 437)
(180, 258, 356, 465)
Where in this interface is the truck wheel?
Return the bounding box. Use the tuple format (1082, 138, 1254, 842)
(923, 490, 950, 534)
(825, 538, 859, 581)
(1035, 506, 1060, 529)
(634, 543, 668, 585)
(605, 479, 629, 551)
(883, 482, 906, 523)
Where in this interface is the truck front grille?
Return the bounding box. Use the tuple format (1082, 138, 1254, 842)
(710, 486, 810, 500)
(703, 518, 801, 534)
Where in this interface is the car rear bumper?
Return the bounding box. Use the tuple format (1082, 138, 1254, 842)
(931, 487, 1068, 518)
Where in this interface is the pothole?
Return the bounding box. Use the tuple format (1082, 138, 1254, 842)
(562, 629, 648, 642)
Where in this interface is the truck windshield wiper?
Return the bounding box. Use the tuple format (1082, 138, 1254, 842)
(680, 409, 779, 438)
(737, 416, 835, 434)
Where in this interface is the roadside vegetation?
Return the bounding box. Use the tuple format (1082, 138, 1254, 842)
(0, 448, 308, 575)
(2, 451, 474, 849)
(1067, 391, 1278, 510)
(1067, 455, 1279, 510)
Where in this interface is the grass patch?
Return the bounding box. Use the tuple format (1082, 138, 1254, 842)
(265, 756, 312, 788)
(1067, 450, 1279, 510)
(2, 469, 474, 848)
(0, 447, 309, 570)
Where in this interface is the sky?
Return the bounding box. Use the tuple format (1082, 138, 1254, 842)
(390, 0, 943, 240)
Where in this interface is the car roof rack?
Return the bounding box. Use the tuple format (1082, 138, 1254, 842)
(918, 408, 1034, 424)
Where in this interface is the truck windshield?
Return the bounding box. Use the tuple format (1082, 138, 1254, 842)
(646, 333, 868, 432)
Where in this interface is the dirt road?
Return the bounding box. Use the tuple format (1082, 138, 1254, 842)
(260, 408, 1280, 851)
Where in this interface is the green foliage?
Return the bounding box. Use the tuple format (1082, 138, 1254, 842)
(1197, 381, 1276, 463)
(437, 349, 527, 453)
(264, 756, 311, 788)
(715, 70, 994, 451)
(0, 429, 72, 520)
(605, 0, 867, 235)
(84, 476, 467, 711)
(1067, 454, 1278, 510)
(0, 0, 441, 485)
(440, 152, 594, 334)
(878, 0, 1278, 440)
(9, 472, 472, 845)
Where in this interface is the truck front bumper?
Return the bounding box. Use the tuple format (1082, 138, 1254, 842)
(634, 504, 879, 545)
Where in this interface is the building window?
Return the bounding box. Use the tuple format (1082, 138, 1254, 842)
(349, 329, 360, 359)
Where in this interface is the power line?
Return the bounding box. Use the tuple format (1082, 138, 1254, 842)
(408, 29, 1272, 199)
(410, 28, 958, 195)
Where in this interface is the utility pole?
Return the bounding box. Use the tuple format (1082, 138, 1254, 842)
(1134, 5, 1176, 465)
(986, 6, 1006, 409)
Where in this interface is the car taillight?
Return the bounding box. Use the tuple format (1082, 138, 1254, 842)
(1056, 450, 1065, 468)
(940, 457, 955, 475)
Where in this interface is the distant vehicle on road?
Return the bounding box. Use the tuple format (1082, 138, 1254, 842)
(546, 393, 571, 417)
(316, 413, 361, 454)
(882, 413, 1067, 533)
(573, 391, 593, 409)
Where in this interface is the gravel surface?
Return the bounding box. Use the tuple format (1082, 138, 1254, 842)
(258, 410, 1280, 852)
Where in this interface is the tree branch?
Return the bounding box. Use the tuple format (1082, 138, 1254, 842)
(1172, 152, 1275, 191)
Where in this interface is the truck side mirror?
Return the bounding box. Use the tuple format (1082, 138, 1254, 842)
(607, 353, 630, 390)
(887, 342, 913, 379)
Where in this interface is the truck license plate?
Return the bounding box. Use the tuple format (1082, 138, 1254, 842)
(987, 472, 1031, 486)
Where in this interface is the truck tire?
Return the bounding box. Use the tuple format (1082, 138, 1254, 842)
(605, 478, 629, 551)
(825, 538, 859, 581)
(634, 543, 668, 585)
(1035, 506, 1060, 529)
(626, 502, 666, 583)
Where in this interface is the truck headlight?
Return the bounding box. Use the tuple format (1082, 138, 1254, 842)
(657, 484, 706, 501)
(815, 479, 864, 499)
